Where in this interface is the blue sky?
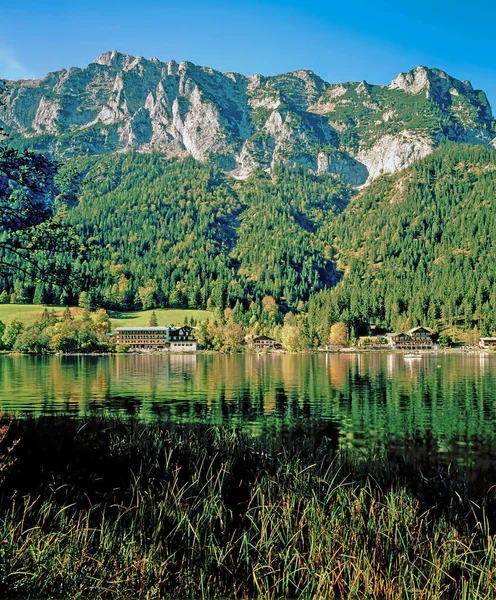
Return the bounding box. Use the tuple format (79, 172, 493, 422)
(2, 0, 495, 109)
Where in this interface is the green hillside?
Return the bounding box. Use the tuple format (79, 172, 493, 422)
(108, 308, 212, 328)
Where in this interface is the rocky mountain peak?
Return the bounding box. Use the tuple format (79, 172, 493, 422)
(93, 50, 136, 69)
(290, 68, 318, 81)
(389, 65, 431, 94)
(389, 65, 480, 99)
(355, 80, 372, 96)
(2, 52, 495, 187)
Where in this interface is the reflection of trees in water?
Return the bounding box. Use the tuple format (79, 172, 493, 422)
(1, 354, 496, 463)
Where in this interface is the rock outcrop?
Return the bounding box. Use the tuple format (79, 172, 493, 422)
(1, 52, 495, 186)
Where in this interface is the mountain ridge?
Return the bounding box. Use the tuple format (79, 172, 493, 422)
(2, 51, 495, 186)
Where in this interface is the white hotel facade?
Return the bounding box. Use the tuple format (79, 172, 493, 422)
(114, 325, 198, 351)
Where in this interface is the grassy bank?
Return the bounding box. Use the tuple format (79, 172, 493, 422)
(1, 417, 496, 599)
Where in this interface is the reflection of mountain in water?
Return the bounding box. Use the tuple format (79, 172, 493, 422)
(1, 354, 496, 464)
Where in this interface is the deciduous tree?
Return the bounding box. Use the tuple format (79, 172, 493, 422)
(328, 322, 348, 347)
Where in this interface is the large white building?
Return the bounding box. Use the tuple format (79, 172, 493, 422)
(114, 325, 198, 351)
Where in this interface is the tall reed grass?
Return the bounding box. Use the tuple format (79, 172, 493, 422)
(0, 416, 495, 599)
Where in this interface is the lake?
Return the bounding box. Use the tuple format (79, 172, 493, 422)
(1, 352, 496, 465)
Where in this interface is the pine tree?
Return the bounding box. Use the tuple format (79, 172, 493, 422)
(147, 311, 158, 327)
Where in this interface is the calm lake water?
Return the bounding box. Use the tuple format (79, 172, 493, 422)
(1, 353, 496, 464)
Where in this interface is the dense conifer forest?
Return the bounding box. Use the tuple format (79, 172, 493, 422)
(308, 144, 496, 339)
(1, 154, 349, 312)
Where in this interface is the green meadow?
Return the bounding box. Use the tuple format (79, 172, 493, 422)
(0, 304, 212, 329)
(0, 304, 62, 327)
(108, 307, 212, 328)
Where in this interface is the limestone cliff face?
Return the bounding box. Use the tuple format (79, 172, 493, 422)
(2, 52, 495, 186)
(357, 131, 434, 182)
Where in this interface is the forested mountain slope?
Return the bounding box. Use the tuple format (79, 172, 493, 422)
(307, 144, 496, 337)
(60, 156, 349, 310)
(2, 141, 496, 342)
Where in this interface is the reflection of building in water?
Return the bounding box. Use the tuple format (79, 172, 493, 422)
(479, 352, 487, 374)
(357, 353, 364, 376)
(114, 326, 197, 351)
(115, 354, 169, 379)
(114, 353, 195, 385)
(169, 354, 197, 375)
(404, 357, 422, 375)
(387, 353, 395, 378)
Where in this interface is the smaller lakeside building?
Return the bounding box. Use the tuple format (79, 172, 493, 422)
(358, 335, 389, 348)
(386, 327, 435, 350)
(252, 336, 285, 352)
(114, 325, 197, 352)
(479, 337, 496, 350)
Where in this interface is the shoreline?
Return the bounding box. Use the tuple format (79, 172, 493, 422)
(0, 347, 492, 357)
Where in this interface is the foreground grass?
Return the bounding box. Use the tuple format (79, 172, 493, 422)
(1, 418, 496, 599)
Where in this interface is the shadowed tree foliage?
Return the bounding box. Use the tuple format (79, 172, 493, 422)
(0, 80, 95, 296)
